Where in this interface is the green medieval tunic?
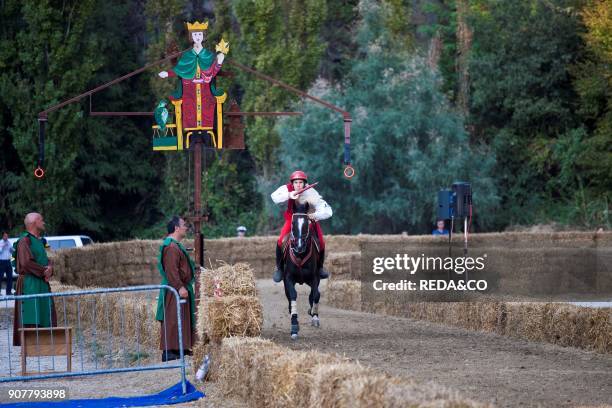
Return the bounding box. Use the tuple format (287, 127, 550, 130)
(13, 232, 57, 346)
(156, 237, 196, 352)
(166, 48, 225, 129)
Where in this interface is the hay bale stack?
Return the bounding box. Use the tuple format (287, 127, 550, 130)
(396, 302, 501, 334)
(504, 302, 612, 353)
(326, 280, 612, 354)
(192, 263, 262, 374)
(49, 240, 162, 287)
(196, 263, 261, 342)
(327, 280, 361, 311)
(216, 337, 484, 408)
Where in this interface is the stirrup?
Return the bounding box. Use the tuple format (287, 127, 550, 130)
(273, 268, 283, 283)
(319, 267, 329, 279)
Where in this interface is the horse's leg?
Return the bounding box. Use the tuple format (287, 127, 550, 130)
(283, 269, 299, 339)
(309, 258, 321, 328)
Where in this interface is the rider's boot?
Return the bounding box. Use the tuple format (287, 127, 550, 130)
(318, 249, 329, 279)
(273, 244, 283, 283)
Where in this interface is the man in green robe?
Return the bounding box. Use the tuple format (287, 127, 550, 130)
(13, 212, 56, 346)
(156, 216, 196, 362)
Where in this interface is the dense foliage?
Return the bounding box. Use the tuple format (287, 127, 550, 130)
(0, 0, 609, 240)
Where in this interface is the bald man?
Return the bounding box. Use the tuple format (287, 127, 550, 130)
(13, 212, 56, 346)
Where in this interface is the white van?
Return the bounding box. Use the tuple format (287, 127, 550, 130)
(43, 235, 94, 250)
(5, 235, 93, 279)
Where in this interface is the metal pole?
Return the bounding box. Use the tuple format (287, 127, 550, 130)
(464, 216, 468, 282)
(194, 140, 202, 268)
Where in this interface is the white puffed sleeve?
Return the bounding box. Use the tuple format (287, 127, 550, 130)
(271, 184, 290, 205)
(304, 189, 333, 221)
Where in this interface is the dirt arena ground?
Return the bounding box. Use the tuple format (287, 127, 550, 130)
(1, 279, 610, 407)
(261, 280, 612, 408)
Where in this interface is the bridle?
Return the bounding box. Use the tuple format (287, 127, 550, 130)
(289, 213, 314, 270)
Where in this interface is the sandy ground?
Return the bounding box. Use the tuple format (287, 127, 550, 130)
(1, 280, 610, 407)
(260, 280, 612, 408)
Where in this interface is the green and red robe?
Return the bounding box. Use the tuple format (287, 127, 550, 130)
(167, 48, 224, 129)
(12, 232, 56, 346)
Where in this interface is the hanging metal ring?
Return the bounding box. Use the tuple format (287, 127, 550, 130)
(34, 166, 45, 179)
(343, 164, 355, 179)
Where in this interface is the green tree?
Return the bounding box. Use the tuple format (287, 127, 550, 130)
(277, 0, 498, 234)
(0, 1, 165, 239)
(319, 0, 360, 83)
(570, 0, 612, 227)
(468, 0, 586, 227)
(232, 0, 328, 179)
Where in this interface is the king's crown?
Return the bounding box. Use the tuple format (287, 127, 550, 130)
(186, 21, 208, 31)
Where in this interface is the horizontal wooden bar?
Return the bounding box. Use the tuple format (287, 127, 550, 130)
(89, 111, 302, 117)
(19, 327, 71, 332)
(90, 111, 153, 116)
(24, 343, 69, 356)
(225, 111, 302, 116)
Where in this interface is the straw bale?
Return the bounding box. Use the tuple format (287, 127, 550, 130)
(217, 337, 344, 406)
(326, 235, 361, 253)
(90, 245, 117, 270)
(200, 263, 257, 298)
(141, 240, 160, 260)
(339, 374, 485, 408)
(310, 362, 372, 407)
(216, 337, 486, 407)
(327, 280, 361, 311)
(504, 302, 612, 353)
(64, 247, 90, 274)
(217, 337, 281, 398)
(205, 296, 263, 341)
(117, 241, 144, 265)
(249, 349, 343, 407)
(327, 252, 361, 280)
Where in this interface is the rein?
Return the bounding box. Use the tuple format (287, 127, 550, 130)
(289, 214, 314, 272)
(289, 238, 314, 271)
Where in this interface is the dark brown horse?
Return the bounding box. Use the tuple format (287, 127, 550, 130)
(282, 211, 322, 340)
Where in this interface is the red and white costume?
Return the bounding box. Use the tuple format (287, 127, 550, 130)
(271, 183, 332, 250)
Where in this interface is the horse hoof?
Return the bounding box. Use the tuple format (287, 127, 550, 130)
(291, 333, 298, 340)
(311, 315, 320, 327)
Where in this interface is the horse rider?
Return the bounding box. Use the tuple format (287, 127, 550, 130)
(271, 170, 332, 283)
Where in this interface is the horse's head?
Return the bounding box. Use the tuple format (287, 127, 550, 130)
(291, 212, 310, 255)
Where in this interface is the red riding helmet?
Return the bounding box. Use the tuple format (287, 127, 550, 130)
(289, 170, 308, 182)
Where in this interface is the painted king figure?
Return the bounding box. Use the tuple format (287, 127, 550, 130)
(158, 21, 227, 131)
